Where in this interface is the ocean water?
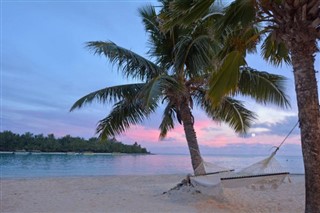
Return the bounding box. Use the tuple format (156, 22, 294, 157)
(0, 153, 304, 178)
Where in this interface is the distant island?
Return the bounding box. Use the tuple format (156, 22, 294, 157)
(0, 131, 149, 154)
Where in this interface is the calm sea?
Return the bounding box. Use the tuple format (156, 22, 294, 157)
(0, 153, 304, 178)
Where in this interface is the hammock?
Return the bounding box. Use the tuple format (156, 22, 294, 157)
(190, 161, 235, 196)
(190, 121, 298, 193)
(190, 149, 290, 195)
(220, 149, 290, 190)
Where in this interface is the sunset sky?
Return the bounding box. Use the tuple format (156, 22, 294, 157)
(2, 0, 319, 155)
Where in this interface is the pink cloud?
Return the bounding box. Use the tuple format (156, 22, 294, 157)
(116, 116, 301, 151)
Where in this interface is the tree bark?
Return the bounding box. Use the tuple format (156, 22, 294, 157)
(180, 100, 206, 175)
(291, 42, 320, 213)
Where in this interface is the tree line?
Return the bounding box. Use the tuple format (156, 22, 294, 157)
(0, 131, 149, 154)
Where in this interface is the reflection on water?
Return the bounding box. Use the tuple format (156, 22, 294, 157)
(0, 153, 304, 178)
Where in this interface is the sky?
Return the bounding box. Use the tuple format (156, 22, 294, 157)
(1, 0, 319, 155)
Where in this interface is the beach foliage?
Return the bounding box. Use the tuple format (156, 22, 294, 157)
(0, 131, 149, 154)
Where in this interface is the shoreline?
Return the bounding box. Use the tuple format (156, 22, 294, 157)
(0, 151, 151, 155)
(1, 174, 305, 213)
(1, 172, 305, 180)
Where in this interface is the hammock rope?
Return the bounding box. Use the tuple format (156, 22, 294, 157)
(274, 120, 299, 154)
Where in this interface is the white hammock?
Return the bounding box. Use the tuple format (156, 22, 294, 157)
(190, 122, 298, 193)
(189, 157, 233, 196)
(222, 151, 290, 190)
(190, 149, 290, 194)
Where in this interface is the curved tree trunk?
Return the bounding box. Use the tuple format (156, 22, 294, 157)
(180, 100, 206, 175)
(291, 43, 320, 212)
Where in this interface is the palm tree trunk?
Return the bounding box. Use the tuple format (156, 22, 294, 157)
(291, 44, 320, 212)
(180, 100, 206, 176)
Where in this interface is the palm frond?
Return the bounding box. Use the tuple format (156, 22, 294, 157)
(207, 50, 246, 105)
(218, 0, 256, 34)
(70, 83, 145, 111)
(193, 89, 255, 133)
(242, 26, 261, 54)
(159, 102, 175, 139)
(174, 34, 220, 77)
(237, 67, 291, 108)
(139, 4, 183, 70)
(97, 98, 158, 139)
(139, 5, 166, 62)
(139, 4, 159, 35)
(204, 96, 256, 134)
(214, 97, 256, 134)
(261, 33, 291, 66)
(191, 88, 207, 107)
(161, 0, 215, 30)
(138, 74, 179, 108)
(217, 25, 261, 61)
(86, 41, 162, 81)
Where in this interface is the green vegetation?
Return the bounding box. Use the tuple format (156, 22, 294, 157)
(0, 131, 149, 154)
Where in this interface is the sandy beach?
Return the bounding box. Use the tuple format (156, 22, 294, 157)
(1, 174, 304, 213)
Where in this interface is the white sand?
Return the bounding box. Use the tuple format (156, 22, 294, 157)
(1, 174, 304, 213)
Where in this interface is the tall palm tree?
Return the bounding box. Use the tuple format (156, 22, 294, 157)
(164, 0, 320, 211)
(71, 2, 289, 176)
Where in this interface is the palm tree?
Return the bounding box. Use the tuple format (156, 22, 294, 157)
(164, 0, 320, 211)
(71, 2, 289, 176)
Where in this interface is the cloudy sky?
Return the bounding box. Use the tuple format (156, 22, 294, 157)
(2, 0, 319, 155)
